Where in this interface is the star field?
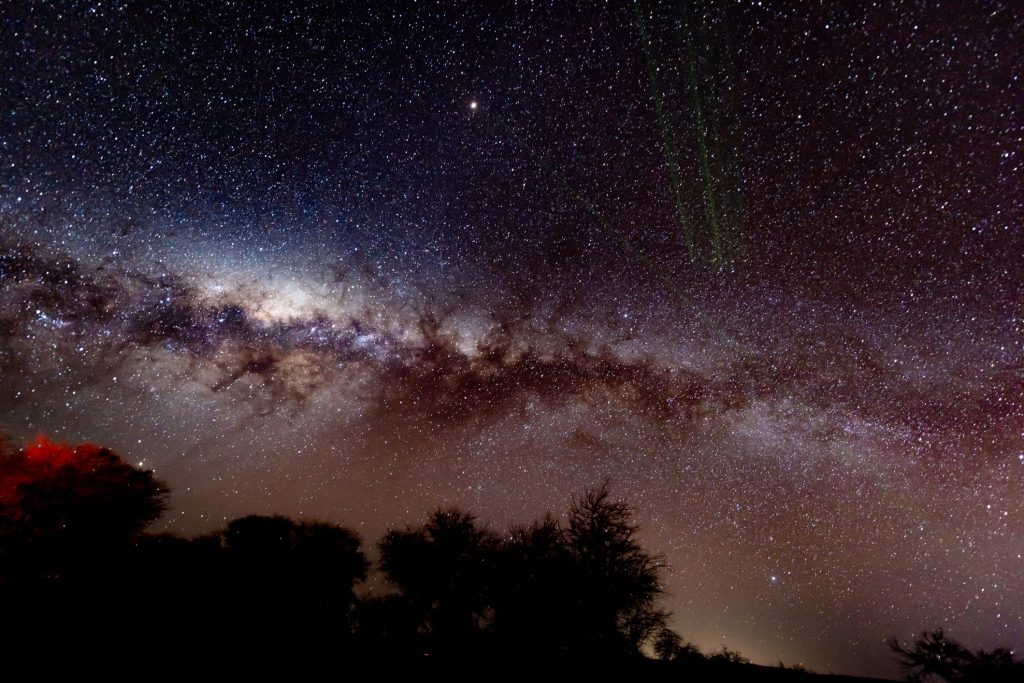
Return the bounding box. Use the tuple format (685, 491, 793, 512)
(1, 1, 1021, 676)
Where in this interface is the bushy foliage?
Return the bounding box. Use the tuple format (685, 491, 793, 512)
(888, 629, 1024, 683)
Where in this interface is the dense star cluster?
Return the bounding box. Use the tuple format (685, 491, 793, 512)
(0, 1, 1021, 676)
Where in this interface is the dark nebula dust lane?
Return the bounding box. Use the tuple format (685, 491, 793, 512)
(1, 1, 1021, 677)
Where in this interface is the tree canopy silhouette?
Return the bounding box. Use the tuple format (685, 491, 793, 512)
(564, 481, 667, 656)
(378, 507, 500, 656)
(222, 514, 369, 637)
(0, 435, 167, 584)
(375, 482, 669, 661)
(491, 513, 577, 654)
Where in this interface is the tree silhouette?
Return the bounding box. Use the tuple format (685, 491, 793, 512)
(376, 486, 673, 661)
(491, 513, 577, 655)
(378, 508, 500, 657)
(221, 514, 368, 642)
(0, 435, 167, 584)
(290, 519, 370, 609)
(564, 482, 667, 656)
(0, 435, 169, 647)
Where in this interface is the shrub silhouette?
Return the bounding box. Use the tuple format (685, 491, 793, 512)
(653, 626, 706, 664)
(709, 645, 751, 666)
(887, 629, 1024, 683)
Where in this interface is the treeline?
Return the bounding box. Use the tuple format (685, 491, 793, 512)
(0, 435, 696, 667)
(2, 436, 1021, 681)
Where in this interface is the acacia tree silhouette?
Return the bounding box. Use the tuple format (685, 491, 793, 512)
(378, 508, 500, 657)
(564, 482, 667, 656)
(0, 435, 167, 585)
(221, 514, 369, 643)
(0, 436, 169, 647)
(375, 483, 669, 661)
(491, 513, 577, 655)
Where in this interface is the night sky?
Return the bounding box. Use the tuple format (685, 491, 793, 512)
(1, 1, 1021, 676)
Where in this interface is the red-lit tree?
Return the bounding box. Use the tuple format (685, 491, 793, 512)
(0, 435, 168, 582)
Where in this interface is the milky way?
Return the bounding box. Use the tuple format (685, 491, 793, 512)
(1, 1, 1022, 676)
